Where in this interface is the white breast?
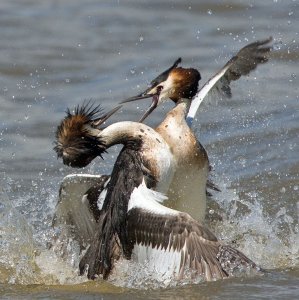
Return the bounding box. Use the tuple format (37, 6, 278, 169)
(139, 126, 175, 194)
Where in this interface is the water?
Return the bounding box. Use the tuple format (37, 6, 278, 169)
(0, 0, 298, 298)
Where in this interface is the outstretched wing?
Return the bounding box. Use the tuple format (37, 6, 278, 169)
(126, 182, 258, 281)
(187, 37, 273, 125)
(52, 173, 109, 249)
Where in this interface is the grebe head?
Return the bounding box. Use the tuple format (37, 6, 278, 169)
(54, 102, 121, 168)
(121, 58, 201, 122)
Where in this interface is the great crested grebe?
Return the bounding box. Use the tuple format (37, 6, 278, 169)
(53, 38, 273, 240)
(121, 37, 272, 221)
(54, 103, 261, 282)
(53, 102, 174, 250)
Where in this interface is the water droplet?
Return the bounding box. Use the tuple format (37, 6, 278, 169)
(273, 40, 283, 51)
(238, 156, 247, 167)
(8, 277, 16, 284)
(32, 181, 37, 187)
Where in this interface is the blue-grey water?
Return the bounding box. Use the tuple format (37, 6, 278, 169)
(0, 0, 298, 299)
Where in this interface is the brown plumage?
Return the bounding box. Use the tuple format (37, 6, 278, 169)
(167, 67, 201, 102)
(54, 101, 120, 168)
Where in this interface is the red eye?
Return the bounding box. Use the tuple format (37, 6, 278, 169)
(157, 86, 163, 93)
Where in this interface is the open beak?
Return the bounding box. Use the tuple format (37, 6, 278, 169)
(120, 57, 182, 123)
(120, 90, 159, 123)
(92, 105, 122, 126)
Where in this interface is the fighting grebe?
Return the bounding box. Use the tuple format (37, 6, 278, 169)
(53, 102, 175, 249)
(121, 38, 272, 221)
(54, 103, 261, 281)
(54, 38, 273, 240)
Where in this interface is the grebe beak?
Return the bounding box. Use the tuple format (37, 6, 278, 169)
(92, 105, 122, 126)
(120, 90, 158, 123)
(120, 89, 155, 103)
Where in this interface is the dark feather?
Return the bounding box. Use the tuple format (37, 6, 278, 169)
(71, 100, 105, 123)
(150, 57, 182, 87)
(216, 37, 273, 97)
(53, 101, 107, 168)
(83, 175, 110, 221)
(79, 146, 152, 279)
(127, 208, 259, 281)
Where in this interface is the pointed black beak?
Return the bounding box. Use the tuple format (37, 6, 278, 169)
(92, 105, 122, 126)
(138, 95, 159, 123)
(120, 91, 158, 123)
(120, 87, 158, 122)
(120, 90, 155, 104)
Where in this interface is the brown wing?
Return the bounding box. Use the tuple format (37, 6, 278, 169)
(127, 208, 258, 281)
(217, 37, 273, 97)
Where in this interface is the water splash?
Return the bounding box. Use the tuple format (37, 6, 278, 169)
(109, 259, 206, 289)
(0, 185, 36, 284)
(0, 173, 298, 289)
(0, 179, 87, 285)
(209, 180, 299, 270)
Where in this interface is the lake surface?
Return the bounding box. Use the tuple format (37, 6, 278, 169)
(0, 0, 298, 299)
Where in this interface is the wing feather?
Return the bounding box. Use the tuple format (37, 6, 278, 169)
(127, 184, 259, 281)
(52, 174, 109, 249)
(218, 37, 272, 95)
(187, 37, 273, 125)
(127, 206, 228, 281)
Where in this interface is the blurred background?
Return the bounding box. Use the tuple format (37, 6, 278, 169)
(0, 0, 298, 299)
